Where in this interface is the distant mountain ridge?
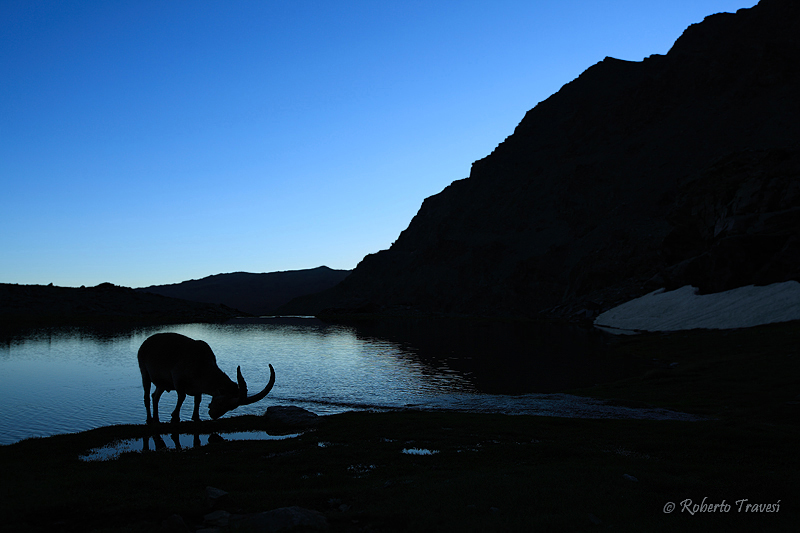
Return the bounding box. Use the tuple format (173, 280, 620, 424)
(0, 282, 240, 328)
(281, 0, 800, 319)
(137, 266, 350, 316)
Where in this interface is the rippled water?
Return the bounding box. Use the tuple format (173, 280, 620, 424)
(0, 317, 696, 445)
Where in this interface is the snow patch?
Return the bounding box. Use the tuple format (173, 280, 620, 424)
(594, 281, 800, 334)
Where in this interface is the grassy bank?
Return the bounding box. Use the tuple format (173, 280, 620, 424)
(1, 322, 798, 532)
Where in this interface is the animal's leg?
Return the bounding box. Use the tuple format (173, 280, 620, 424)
(142, 375, 153, 424)
(192, 395, 202, 422)
(171, 391, 186, 424)
(152, 387, 164, 424)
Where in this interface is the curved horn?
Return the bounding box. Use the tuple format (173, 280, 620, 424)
(237, 364, 275, 406)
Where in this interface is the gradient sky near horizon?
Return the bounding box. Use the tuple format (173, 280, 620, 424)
(2, 0, 757, 288)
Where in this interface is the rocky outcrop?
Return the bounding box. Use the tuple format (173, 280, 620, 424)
(659, 149, 800, 293)
(197, 506, 328, 532)
(162, 489, 329, 533)
(263, 405, 321, 429)
(283, 0, 800, 319)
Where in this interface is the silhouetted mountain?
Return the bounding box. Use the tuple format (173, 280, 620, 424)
(137, 266, 350, 316)
(282, 0, 800, 320)
(0, 282, 240, 327)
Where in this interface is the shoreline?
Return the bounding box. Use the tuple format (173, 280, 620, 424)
(2, 321, 797, 530)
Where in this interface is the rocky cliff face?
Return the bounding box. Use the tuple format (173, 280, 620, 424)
(286, 0, 800, 319)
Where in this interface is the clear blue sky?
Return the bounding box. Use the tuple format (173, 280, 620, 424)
(1, 0, 756, 288)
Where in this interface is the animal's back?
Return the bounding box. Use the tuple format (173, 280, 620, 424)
(138, 332, 216, 392)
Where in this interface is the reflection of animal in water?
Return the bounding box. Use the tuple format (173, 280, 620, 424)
(138, 332, 275, 424)
(143, 432, 202, 451)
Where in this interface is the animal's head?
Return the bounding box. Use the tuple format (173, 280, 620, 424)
(208, 364, 276, 420)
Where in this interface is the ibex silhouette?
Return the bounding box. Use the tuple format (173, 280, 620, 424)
(138, 332, 275, 424)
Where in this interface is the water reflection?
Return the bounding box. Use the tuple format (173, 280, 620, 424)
(344, 317, 637, 394)
(80, 431, 301, 461)
(1, 317, 657, 446)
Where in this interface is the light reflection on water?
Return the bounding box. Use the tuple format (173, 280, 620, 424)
(0, 317, 695, 445)
(0, 318, 478, 445)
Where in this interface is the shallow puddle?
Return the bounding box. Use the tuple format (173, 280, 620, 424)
(80, 431, 301, 461)
(402, 448, 439, 455)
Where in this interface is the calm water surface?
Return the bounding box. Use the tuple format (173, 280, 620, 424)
(0, 317, 696, 445)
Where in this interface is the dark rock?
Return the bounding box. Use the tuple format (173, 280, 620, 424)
(263, 405, 320, 428)
(659, 149, 800, 293)
(203, 510, 231, 528)
(205, 486, 231, 509)
(281, 0, 800, 320)
(231, 506, 329, 532)
(159, 514, 190, 533)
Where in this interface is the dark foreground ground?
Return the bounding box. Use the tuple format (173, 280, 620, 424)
(1, 321, 798, 532)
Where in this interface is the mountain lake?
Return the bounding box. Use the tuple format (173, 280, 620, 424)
(0, 316, 701, 445)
